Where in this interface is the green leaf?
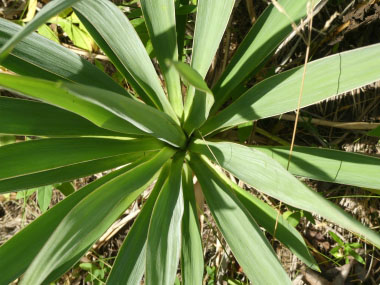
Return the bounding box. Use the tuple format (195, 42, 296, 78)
(107, 164, 169, 284)
(37, 24, 59, 43)
(0, 75, 187, 147)
(0, 97, 128, 137)
(0, 0, 82, 62)
(37, 185, 53, 213)
(55, 182, 75, 196)
(181, 164, 204, 285)
(0, 162, 142, 285)
(140, 0, 183, 116)
(190, 140, 380, 248)
(146, 152, 185, 285)
(183, 0, 234, 132)
(0, 137, 162, 193)
(0, 18, 128, 96)
(253, 146, 380, 190)
(73, 0, 179, 122)
(202, 43, 380, 134)
(212, 0, 316, 112)
(20, 148, 175, 284)
(232, 183, 319, 271)
(54, 16, 94, 51)
(171, 61, 214, 134)
(188, 153, 291, 284)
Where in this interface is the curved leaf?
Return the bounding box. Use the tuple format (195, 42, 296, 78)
(0, 97, 126, 137)
(73, 0, 178, 122)
(0, 74, 187, 147)
(20, 148, 175, 284)
(202, 43, 380, 134)
(0, 18, 128, 96)
(254, 146, 380, 190)
(190, 140, 380, 248)
(188, 153, 291, 284)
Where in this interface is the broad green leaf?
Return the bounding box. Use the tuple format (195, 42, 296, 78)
(212, 0, 317, 112)
(0, 97, 128, 137)
(190, 140, 380, 248)
(172, 61, 214, 134)
(183, 0, 234, 132)
(21, 148, 175, 284)
(0, 0, 81, 61)
(37, 185, 53, 213)
(254, 146, 380, 190)
(181, 164, 204, 285)
(146, 152, 185, 285)
(37, 24, 59, 43)
(140, 0, 183, 116)
(188, 153, 291, 284)
(73, 0, 179, 122)
(0, 162, 143, 285)
(0, 18, 127, 95)
(202, 44, 380, 134)
(231, 182, 319, 271)
(55, 16, 93, 51)
(107, 164, 170, 285)
(0, 75, 187, 147)
(0, 137, 162, 193)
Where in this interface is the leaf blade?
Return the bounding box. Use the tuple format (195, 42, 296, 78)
(202, 44, 380, 134)
(190, 140, 380, 248)
(188, 153, 291, 284)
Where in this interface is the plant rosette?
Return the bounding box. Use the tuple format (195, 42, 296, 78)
(0, 0, 379, 284)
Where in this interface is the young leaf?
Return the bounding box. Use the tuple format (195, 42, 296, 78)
(20, 148, 175, 284)
(146, 152, 185, 285)
(202, 43, 380, 134)
(172, 61, 214, 134)
(37, 185, 53, 213)
(190, 140, 380, 248)
(188, 153, 291, 284)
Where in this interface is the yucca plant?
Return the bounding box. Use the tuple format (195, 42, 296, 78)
(0, 0, 379, 284)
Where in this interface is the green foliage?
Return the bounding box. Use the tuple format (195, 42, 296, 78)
(0, 0, 379, 284)
(328, 231, 365, 265)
